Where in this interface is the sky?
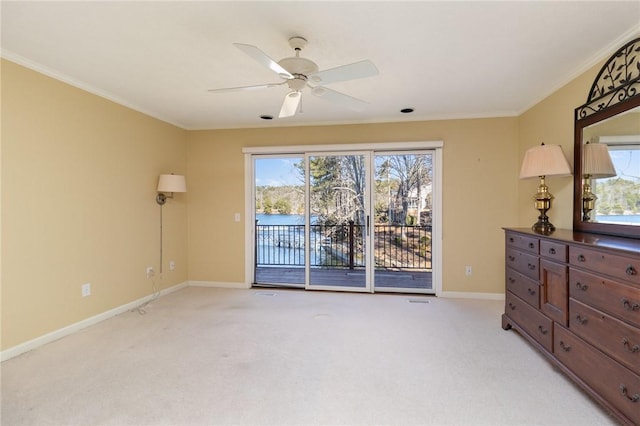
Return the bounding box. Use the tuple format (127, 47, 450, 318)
(255, 157, 304, 187)
(609, 148, 640, 181)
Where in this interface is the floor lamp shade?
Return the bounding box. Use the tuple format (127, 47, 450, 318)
(157, 174, 187, 193)
(156, 174, 187, 205)
(519, 143, 571, 234)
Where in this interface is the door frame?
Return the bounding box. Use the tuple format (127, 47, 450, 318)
(243, 141, 443, 295)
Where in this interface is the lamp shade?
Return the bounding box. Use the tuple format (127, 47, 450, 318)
(583, 143, 616, 179)
(519, 144, 572, 179)
(157, 174, 187, 193)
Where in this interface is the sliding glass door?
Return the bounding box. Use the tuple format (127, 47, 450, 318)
(249, 144, 439, 294)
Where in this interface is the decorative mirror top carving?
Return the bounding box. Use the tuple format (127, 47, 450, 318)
(577, 38, 640, 120)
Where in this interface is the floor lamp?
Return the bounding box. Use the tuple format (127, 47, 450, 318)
(156, 174, 187, 274)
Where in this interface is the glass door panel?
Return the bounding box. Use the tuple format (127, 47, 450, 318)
(307, 153, 369, 291)
(373, 153, 434, 293)
(253, 156, 306, 287)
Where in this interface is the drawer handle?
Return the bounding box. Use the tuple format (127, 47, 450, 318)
(559, 341, 571, 352)
(508, 277, 515, 283)
(508, 302, 516, 311)
(575, 282, 588, 291)
(527, 288, 536, 296)
(548, 248, 556, 255)
(508, 255, 515, 261)
(577, 254, 586, 262)
(622, 298, 640, 311)
(527, 263, 536, 270)
(509, 237, 514, 243)
(528, 242, 535, 249)
(622, 338, 640, 353)
(575, 314, 588, 325)
(620, 385, 640, 403)
(626, 265, 638, 276)
(538, 325, 548, 335)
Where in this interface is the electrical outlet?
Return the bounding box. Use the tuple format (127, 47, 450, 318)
(465, 265, 472, 276)
(81, 283, 91, 297)
(146, 267, 154, 278)
(169, 261, 176, 271)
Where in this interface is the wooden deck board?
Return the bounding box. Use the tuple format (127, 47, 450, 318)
(255, 267, 432, 290)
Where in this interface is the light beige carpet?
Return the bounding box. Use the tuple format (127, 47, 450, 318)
(1, 287, 616, 425)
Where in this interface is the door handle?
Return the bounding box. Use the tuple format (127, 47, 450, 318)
(366, 215, 370, 237)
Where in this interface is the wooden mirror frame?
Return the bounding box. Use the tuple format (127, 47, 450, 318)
(573, 37, 640, 238)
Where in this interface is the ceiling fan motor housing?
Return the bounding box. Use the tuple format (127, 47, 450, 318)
(278, 56, 318, 91)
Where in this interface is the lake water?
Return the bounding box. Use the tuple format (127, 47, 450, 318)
(256, 214, 320, 225)
(255, 214, 326, 266)
(256, 214, 305, 225)
(595, 214, 640, 225)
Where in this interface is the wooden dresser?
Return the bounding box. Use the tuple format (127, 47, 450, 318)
(503, 228, 640, 425)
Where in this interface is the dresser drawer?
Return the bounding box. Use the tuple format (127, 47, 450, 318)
(569, 298, 640, 374)
(570, 268, 640, 328)
(506, 292, 553, 352)
(554, 325, 640, 425)
(506, 268, 540, 308)
(570, 245, 640, 286)
(540, 240, 567, 263)
(506, 247, 539, 281)
(506, 232, 538, 254)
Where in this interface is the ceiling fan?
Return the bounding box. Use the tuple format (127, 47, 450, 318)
(208, 37, 379, 118)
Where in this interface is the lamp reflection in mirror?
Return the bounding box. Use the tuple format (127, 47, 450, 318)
(520, 143, 572, 234)
(582, 142, 616, 221)
(156, 174, 187, 205)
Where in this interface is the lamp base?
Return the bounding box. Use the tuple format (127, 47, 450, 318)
(532, 216, 555, 235)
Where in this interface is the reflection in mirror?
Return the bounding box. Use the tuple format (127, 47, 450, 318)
(582, 106, 640, 225)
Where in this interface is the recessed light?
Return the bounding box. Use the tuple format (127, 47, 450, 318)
(400, 108, 414, 114)
(260, 115, 274, 120)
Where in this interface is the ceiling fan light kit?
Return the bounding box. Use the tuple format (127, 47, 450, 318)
(209, 36, 378, 119)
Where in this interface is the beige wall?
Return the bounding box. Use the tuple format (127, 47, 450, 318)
(187, 118, 520, 294)
(1, 60, 188, 350)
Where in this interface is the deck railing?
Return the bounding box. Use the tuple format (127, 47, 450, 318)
(255, 221, 432, 270)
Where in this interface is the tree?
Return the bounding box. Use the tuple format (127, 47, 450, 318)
(274, 198, 292, 214)
(263, 196, 273, 214)
(385, 154, 433, 231)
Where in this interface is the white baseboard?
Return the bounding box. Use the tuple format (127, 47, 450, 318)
(188, 280, 250, 289)
(439, 291, 505, 300)
(0, 281, 189, 362)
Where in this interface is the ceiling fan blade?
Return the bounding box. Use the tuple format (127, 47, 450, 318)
(308, 60, 378, 85)
(233, 43, 293, 79)
(279, 91, 301, 118)
(310, 86, 368, 112)
(208, 81, 285, 93)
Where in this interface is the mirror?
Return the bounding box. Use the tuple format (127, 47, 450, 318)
(573, 37, 640, 238)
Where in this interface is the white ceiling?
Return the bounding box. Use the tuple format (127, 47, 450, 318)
(2, 1, 639, 130)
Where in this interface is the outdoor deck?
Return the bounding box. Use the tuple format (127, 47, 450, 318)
(255, 266, 432, 290)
